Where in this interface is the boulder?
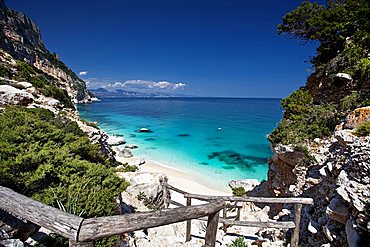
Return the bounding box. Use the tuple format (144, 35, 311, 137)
(0, 85, 34, 106)
(118, 172, 169, 209)
(15, 82, 32, 89)
(125, 144, 138, 149)
(0, 239, 24, 247)
(136, 128, 153, 133)
(326, 197, 349, 224)
(107, 135, 125, 146)
(119, 148, 133, 158)
(344, 106, 370, 129)
(228, 179, 260, 192)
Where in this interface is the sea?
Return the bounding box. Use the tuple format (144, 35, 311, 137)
(78, 98, 282, 190)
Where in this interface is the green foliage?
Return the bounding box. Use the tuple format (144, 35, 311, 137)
(231, 187, 246, 197)
(136, 191, 160, 210)
(278, 0, 370, 71)
(228, 237, 248, 247)
(269, 89, 338, 144)
(15, 60, 74, 108)
(0, 106, 129, 218)
(0, 64, 10, 78)
(354, 122, 370, 137)
(340, 91, 361, 112)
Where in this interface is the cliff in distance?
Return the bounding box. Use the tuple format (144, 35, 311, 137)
(0, 0, 92, 103)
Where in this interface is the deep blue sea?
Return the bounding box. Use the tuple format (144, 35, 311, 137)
(78, 98, 282, 190)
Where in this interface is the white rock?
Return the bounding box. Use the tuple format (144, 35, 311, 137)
(288, 185, 296, 192)
(319, 167, 327, 176)
(335, 73, 353, 82)
(228, 179, 260, 192)
(323, 224, 333, 242)
(16, 81, 33, 89)
(0, 85, 34, 106)
(134, 158, 145, 166)
(107, 135, 126, 146)
(308, 220, 318, 234)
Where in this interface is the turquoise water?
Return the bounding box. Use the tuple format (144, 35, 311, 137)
(78, 98, 282, 190)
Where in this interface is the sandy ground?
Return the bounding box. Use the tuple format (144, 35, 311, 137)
(116, 156, 231, 205)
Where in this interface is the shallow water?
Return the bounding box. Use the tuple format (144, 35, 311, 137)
(78, 97, 282, 190)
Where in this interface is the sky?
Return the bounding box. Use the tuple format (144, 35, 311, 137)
(7, 0, 321, 98)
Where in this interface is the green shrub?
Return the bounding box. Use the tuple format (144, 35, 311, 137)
(269, 89, 339, 145)
(0, 106, 129, 218)
(354, 122, 370, 136)
(0, 64, 10, 78)
(229, 237, 248, 247)
(232, 187, 246, 197)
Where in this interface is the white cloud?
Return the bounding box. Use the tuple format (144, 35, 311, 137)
(86, 79, 187, 92)
(79, 71, 88, 76)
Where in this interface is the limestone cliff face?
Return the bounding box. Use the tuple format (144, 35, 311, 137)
(0, 0, 92, 103)
(251, 109, 370, 246)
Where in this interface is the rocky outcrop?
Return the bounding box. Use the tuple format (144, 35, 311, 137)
(0, 0, 92, 103)
(252, 112, 370, 246)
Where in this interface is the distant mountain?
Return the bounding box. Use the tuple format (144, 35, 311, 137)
(89, 88, 192, 98)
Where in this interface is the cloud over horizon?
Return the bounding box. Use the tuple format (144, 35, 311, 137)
(78, 71, 88, 76)
(85, 79, 187, 93)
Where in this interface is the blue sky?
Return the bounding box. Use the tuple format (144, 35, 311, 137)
(7, 0, 320, 97)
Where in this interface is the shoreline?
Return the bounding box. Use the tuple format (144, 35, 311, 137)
(115, 156, 231, 196)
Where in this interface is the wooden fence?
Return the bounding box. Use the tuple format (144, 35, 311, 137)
(0, 186, 224, 247)
(163, 182, 314, 247)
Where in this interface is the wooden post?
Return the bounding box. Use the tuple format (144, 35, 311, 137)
(185, 197, 192, 242)
(162, 180, 169, 209)
(291, 203, 302, 247)
(69, 240, 93, 247)
(222, 206, 227, 232)
(204, 211, 220, 247)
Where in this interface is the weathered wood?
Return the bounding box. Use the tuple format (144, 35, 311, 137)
(221, 219, 295, 229)
(78, 199, 224, 242)
(222, 206, 227, 232)
(184, 193, 313, 205)
(169, 200, 185, 207)
(291, 203, 302, 247)
(185, 197, 192, 242)
(0, 186, 83, 241)
(165, 183, 188, 195)
(161, 179, 169, 209)
(204, 211, 220, 247)
(69, 240, 93, 247)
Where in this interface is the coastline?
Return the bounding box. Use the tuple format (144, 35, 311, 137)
(115, 156, 231, 196)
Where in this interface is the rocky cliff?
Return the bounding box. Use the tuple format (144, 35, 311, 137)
(0, 0, 92, 103)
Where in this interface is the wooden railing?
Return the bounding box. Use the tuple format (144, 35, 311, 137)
(163, 182, 314, 247)
(0, 186, 225, 247)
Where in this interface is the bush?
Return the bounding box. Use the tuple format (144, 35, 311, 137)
(269, 89, 339, 144)
(354, 122, 370, 137)
(0, 64, 10, 78)
(0, 106, 129, 218)
(232, 187, 246, 197)
(229, 237, 248, 247)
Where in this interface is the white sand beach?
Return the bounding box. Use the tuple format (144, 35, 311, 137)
(115, 156, 231, 202)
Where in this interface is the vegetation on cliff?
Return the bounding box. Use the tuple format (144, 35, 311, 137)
(270, 0, 370, 145)
(0, 106, 128, 218)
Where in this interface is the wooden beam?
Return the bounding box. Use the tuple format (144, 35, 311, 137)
(183, 193, 313, 205)
(165, 184, 188, 195)
(204, 211, 220, 247)
(169, 200, 185, 207)
(220, 219, 295, 229)
(291, 204, 302, 247)
(0, 186, 83, 241)
(185, 197, 192, 242)
(222, 207, 227, 232)
(78, 200, 224, 242)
